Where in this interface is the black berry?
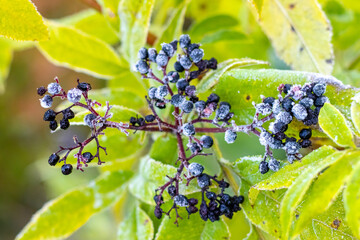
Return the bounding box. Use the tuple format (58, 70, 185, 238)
(61, 164, 73, 175)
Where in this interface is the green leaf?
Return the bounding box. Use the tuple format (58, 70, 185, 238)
(200, 29, 247, 44)
(0, 0, 49, 41)
(189, 14, 239, 42)
(351, 93, 360, 134)
(155, 1, 190, 48)
(58, 9, 119, 44)
(280, 150, 345, 239)
(292, 150, 360, 237)
(197, 59, 268, 94)
(344, 160, 360, 239)
(0, 39, 13, 93)
(249, 0, 334, 74)
(155, 206, 229, 240)
(149, 134, 178, 165)
(319, 103, 355, 148)
(128, 157, 200, 205)
(119, 0, 155, 68)
(117, 204, 154, 240)
(16, 171, 133, 240)
(253, 146, 336, 191)
(38, 23, 125, 79)
(207, 69, 359, 131)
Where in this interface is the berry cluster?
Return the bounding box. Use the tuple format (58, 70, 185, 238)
(38, 34, 328, 225)
(254, 82, 328, 173)
(38, 78, 128, 174)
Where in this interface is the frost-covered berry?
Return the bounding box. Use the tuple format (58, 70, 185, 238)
(148, 48, 157, 62)
(263, 97, 275, 106)
(61, 164, 73, 175)
(259, 131, 283, 149)
(287, 154, 296, 164)
(182, 123, 195, 136)
(256, 103, 272, 115)
(259, 161, 269, 174)
(43, 109, 56, 121)
(148, 87, 157, 99)
(180, 100, 194, 113)
(312, 83, 326, 97)
(197, 174, 211, 188)
(37, 86, 46, 96)
(179, 34, 191, 49)
(40, 95, 53, 108)
(299, 139, 312, 148)
(292, 104, 308, 121)
(272, 99, 282, 115)
(188, 162, 204, 177)
(185, 85, 196, 97)
(299, 128, 312, 139)
(60, 118, 70, 130)
(314, 96, 328, 107)
(138, 47, 148, 59)
(225, 130, 237, 144)
(284, 84, 292, 94)
(190, 142, 201, 153)
(174, 195, 189, 207)
(270, 121, 288, 133)
(161, 43, 175, 57)
(299, 97, 314, 109)
(282, 97, 294, 112)
(62, 108, 75, 120)
(167, 71, 180, 83)
(167, 185, 176, 197)
(82, 152, 94, 162)
(145, 114, 156, 122)
(174, 61, 184, 72)
(207, 93, 220, 104)
(47, 82, 61, 95)
(188, 43, 200, 53)
(176, 79, 189, 91)
(216, 103, 230, 119)
(284, 140, 301, 154)
(180, 55, 192, 69)
(67, 88, 82, 103)
(195, 100, 206, 112)
(77, 82, 91, 91)
(170, 94, 185, 107)
(49, 120, 57, 131)
(200, 135, 213, 148)
(84, 113, 97, 128)
(276, 111, 293, 125)
(48, 153, 60, 166)
(206, 192, 217, 200)
(156, 52, 168, 67)
(136, 60, 149, 74)
(155, 85, 168, 99)
(189, 48, 204, 63)
(268, 158, 280, 172)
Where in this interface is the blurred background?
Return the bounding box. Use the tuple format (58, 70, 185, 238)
(1, 0, 358, 239)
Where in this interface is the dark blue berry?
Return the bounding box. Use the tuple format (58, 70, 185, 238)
(167, 185, 176, 197)
(61, 164, 73, 175)
(299, 128, 312, 139)
(82, 152, 94, 162)
(154, 206, 162, 219)
(180, 100, 194, 113)
(190, 142, 202, 153)
(188, 198, 198, 206)
(148, 87, 157, 99)
(207, 93, 220, 104)
(174, 61, 184, 72)
(48, 153, 60, 166)
(207, 58, 217, 69)
(60, 118, 70, 130)
(77, 82, 91, 91)
(174, 195, 189, 207)
(182, 123, 195, 136)
(195, 100, 206, 112)
(37, 86, 46, 96)
(161, 43, 175, 57)
(259, 161, 269, 174)
(200, 135, 213, 148)
(314, 96, 328, 107)
(185, 85, 196, 97)
(167, 71, 180, 83)
(43, 109, 56, 121)
(206, 192, 217, 200)
(176, 79, 189, 91)
(155, 100, 166, 109)
(179, 34, 191, 49)
(156, 53, 168, 67)
(148, 48, 157, 62)
(180, 55, 192, 69)
(62, 108, 75, 120)
(284, 84, 292, 94)
(312, 83, 326, 97)
(197, 174, 211, 188)
(136, 60, 150, 74)
(188, 162, 204, 176)
(189, 48, 204, 63)
(145, 114, 156, 122)
(282, 97, 294, 112)
(299, 139, 312, 148)
(49, 120, 57, 130)
(263, 97, 275, 106)
(171, 94, 185, 107)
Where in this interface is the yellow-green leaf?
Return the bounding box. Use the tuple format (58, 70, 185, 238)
(351, 93, 360, 134)
(249, 0, 334, 74)
(16, 171, 133, 240)
(319, 103, 355, 148)
(117, 204, 154, 240)
(0, 39, 13, 93)
(197, 59, 268, 94)
(292, 150, 360, 237)
(344, 160, 360, 239)
(253, 146, 336, 191)
(38, 23, 125, 79)
(0, 0, 49, 41)
(119, 0, 155, 68)
(280, 151, 345, 239)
